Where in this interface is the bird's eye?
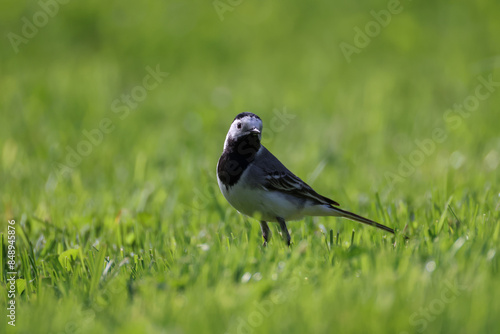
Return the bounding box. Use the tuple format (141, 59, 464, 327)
(237, 123, 242, 129)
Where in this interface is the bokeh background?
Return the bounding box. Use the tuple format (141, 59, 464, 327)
(1, 0, 499, 333)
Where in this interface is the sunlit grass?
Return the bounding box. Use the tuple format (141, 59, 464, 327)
(1, 0, 500, 333)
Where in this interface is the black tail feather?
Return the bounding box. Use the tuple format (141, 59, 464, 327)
(332, 207, 409, 239)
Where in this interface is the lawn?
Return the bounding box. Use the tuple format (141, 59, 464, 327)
(1, 1, 500, 333)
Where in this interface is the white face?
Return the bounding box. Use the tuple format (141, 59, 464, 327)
(225, 114, 263, 146)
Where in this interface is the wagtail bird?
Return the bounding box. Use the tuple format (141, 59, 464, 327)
(217, 112, 398, 246)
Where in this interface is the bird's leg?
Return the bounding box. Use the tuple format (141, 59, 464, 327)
(260, 221, 271, 247)
(276, 217, 291, 246)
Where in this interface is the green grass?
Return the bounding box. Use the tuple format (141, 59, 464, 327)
(1, 0, 500, 333)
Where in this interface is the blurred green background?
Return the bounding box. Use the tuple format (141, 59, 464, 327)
(1, 0, 499, 333)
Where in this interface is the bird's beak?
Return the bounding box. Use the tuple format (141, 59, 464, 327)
(250, 128, 261, 135)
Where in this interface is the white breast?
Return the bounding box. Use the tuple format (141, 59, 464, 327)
(217, 167, 307, 222)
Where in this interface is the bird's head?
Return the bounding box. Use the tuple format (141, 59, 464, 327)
(225, 112, 263, 145)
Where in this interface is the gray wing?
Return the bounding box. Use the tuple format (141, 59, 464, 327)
(253, 146, 340, 207)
